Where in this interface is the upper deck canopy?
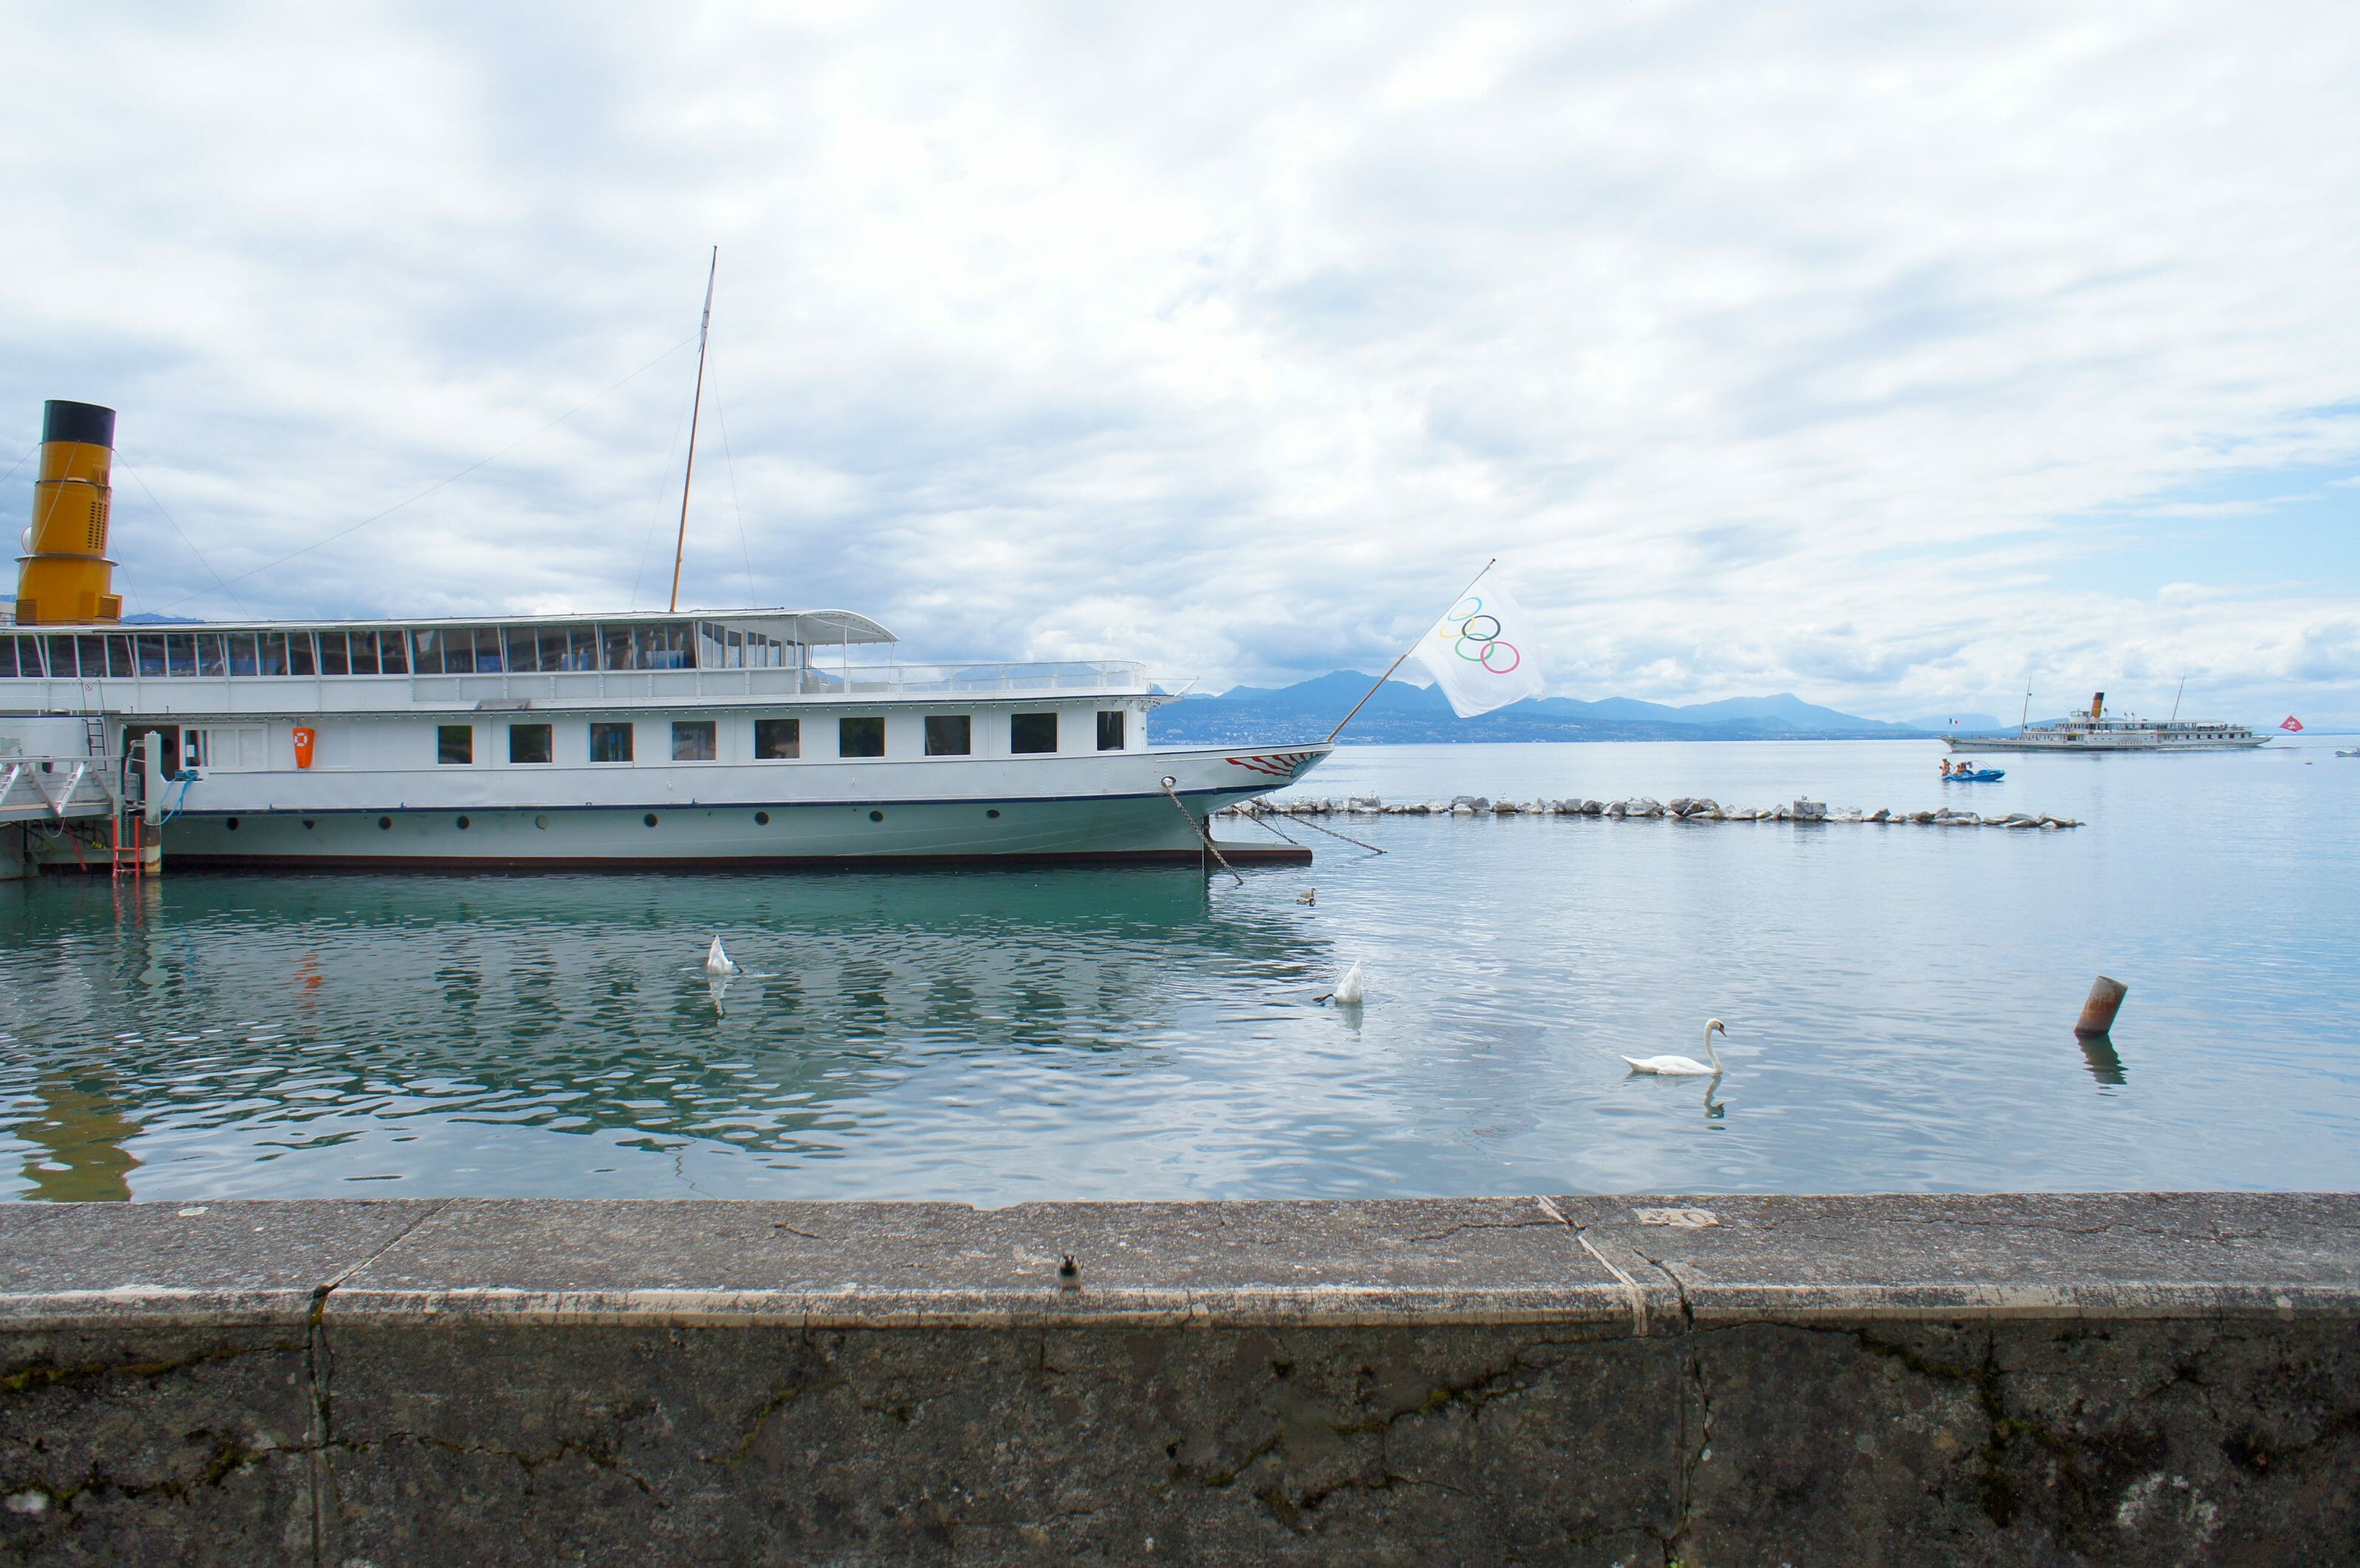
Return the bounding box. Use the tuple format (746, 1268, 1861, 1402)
(0, 605, 1157, 710)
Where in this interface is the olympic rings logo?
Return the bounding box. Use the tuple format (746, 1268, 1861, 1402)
(1440, 595, 1521, 674)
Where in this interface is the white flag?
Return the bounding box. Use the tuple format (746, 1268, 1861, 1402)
(1411, 575, 1546, 717)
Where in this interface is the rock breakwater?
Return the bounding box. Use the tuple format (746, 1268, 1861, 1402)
(1220, 794, 2083, 828)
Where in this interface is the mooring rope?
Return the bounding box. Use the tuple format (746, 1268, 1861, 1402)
(1162, 776, 1243, 886)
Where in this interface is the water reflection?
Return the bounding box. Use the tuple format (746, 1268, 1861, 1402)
(2078, 1033, 2128, 1086)
(16, 1071, 142, 1201)
(2, 870, 1328, 1194)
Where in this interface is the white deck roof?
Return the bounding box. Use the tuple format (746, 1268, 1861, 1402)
(14, 608, 897, 645)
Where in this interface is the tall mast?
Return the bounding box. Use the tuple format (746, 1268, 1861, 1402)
(2019, 679, 2033, 735)
(667, 247, 718, 615)
(2170, 675, 2185, 723)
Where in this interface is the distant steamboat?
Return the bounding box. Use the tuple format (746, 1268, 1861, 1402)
(3, 400, 1325, 870)
(1950, 692, 2269, 754)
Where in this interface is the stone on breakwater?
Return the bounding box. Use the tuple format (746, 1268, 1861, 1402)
(0, 1194, 2350, 1565)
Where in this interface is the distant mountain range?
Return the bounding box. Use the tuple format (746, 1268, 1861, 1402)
(1148, 671, 1944, 745)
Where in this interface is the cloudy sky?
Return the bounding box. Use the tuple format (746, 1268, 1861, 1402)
(4, 1, 2356, 724)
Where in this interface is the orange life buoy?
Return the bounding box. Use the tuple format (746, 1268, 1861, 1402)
(292, 726, 316, 769)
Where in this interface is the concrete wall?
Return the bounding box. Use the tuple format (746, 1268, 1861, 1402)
(0, 1194, 2352, 1565)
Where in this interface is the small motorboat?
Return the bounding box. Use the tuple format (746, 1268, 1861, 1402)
(1943, 768, 2006, 783)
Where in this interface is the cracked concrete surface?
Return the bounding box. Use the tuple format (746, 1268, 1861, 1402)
(0, 1193, 2353, 1564)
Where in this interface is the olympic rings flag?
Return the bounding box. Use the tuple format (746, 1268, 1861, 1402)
(1410, 574, 1547, 717)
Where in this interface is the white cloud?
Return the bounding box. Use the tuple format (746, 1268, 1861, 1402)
(3, 0, 2358, 723)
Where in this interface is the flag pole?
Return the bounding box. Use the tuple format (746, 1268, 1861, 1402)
(1324, 558, 1497, 744)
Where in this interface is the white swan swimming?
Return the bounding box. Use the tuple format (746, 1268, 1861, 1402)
(1623, 1019, 1727, 1076)
(704, 936, 741, 977)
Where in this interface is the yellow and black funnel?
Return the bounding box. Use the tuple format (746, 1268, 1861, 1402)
(13, 399, 122, 625)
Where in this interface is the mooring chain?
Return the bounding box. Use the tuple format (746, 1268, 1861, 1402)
(1240, 809, 1301, 845)
(1162, 775, 1243, 886)
(1277, 812, 1385, 856)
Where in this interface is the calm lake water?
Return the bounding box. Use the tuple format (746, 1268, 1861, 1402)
(4, 739, 2355, 1202)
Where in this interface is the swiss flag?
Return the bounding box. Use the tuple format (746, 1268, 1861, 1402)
(2281, 715, 2304, 732)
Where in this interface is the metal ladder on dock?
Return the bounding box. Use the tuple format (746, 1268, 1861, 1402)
(109, 811, 145, 880)
(108, 726, 145, 881)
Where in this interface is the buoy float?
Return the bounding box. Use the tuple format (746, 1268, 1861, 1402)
(291, 726, 316, 769)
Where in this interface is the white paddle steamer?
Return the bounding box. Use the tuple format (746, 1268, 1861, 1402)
(3, 400, 1324, 871)
(1950, 692, 2269, 754)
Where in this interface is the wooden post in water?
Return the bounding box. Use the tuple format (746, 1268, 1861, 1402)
(2074, 975, 2128, 1038)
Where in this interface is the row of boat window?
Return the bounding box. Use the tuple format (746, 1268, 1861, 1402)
(437, 711, 1128, 763)
(0, 621, 791, 680)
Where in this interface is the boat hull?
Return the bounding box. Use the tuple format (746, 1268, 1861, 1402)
(156, 745, 1327, 870)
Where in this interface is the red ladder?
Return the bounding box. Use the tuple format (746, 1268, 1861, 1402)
(110, 811, 144, 879)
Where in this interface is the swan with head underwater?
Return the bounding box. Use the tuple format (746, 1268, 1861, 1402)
(1623, 1019, 1728, 1076)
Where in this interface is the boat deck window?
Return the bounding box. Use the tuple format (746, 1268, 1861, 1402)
(437, 725, 473, 765)
(638, 626, 691, 671)
(672, 720, 717, 761)
(698, 621, 788, 669)
(1011, 712, 1057, 754)
(840, 716, 886, 758)
(925, 715, 971, 756)
(510, 724, 554, 764)
(507, 625, 596, 673)
(1097, 710, 1125, 751)
(590, 722, 634, 763)
(755, 718, 800, 759)
(0, 619, 821, 681)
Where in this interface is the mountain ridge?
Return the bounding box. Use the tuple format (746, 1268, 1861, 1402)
(1148, 670, 1942, 744)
